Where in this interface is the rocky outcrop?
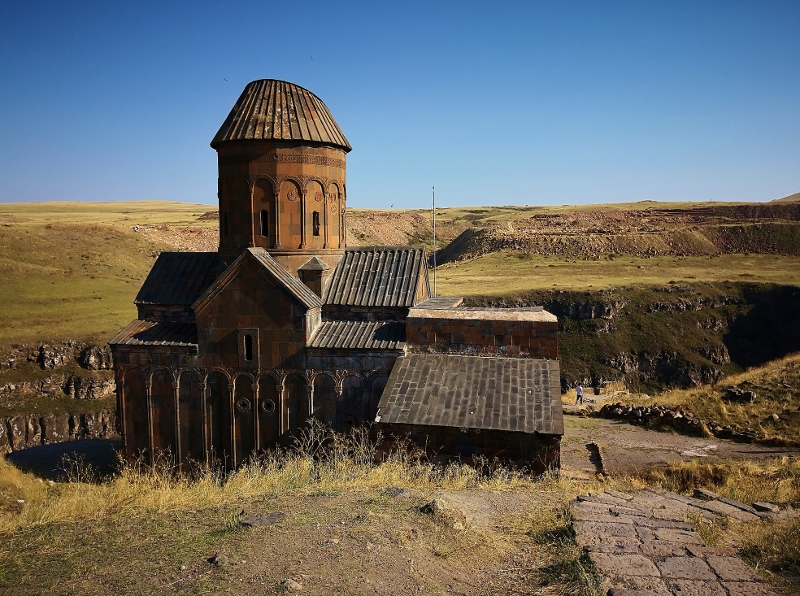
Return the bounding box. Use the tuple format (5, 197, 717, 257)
(0, 410, 118, 453)
(1, 342, 114, 371)
(0, 373, 115, 400)
(604, 351, 724, 387)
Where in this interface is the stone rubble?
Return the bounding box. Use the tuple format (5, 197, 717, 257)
(571, 488, 783, 595)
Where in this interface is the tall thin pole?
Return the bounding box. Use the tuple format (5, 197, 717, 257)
(432, 186, 437, 297)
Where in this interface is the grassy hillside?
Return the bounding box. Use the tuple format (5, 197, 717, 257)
(0, 202, 214, 350)
(641, 352, 800, 444)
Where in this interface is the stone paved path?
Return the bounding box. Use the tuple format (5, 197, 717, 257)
(571, 488, 782, 596)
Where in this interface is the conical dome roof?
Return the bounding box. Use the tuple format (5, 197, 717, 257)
(211, 79, 351, 151)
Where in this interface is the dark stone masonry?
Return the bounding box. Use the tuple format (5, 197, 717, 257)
(109, 79, 563, 470)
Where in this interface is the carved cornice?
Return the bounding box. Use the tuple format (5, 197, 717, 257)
(253, 153, 345, 169)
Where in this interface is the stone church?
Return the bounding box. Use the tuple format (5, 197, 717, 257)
(110, 79, 563, 471)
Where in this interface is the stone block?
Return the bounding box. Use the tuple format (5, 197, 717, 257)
(590, 553, 661, 577)
(656, 557, 716, 580)
(705, 556, 762, 582)
(721, 581, 779, 596)
(603, 574, 669, 594)
(665, 579, 726, 595)
(653, 528, 704, 544)
(638, 542, 688, 559)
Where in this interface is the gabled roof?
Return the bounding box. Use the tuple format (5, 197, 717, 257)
(193, 248, 322, 313)
(308, 320, 405, 350)
(135, 252, 221, 306)
(323, 247, 428, 308)
(211, 79, 351, 152)
(109, 320, 197, 348)
(376, 354, 563, 435)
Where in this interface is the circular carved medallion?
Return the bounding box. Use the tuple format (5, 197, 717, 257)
(286, 189, 299, 202)
(236, 398, 252, 413)
(260, 399, 277, 414)
(314, 191, 323, 203)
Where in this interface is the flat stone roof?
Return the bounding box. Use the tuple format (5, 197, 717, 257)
(376, 354, 563, 435)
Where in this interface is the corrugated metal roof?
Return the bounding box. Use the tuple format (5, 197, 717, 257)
(323, 247, 428, 307)
(211, 79, 352, 151)
(193, 248, 322, 312)
(308, 320, 405, 350)
(135, 252, 221, 306)
(376, 354, 563, 435)
(109, 319, 198, 348)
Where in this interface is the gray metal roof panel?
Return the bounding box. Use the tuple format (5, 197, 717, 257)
(135, 252, 221, 306)
(324, 247, 427, 308)
(376, 354, 563, 435)
(308, 320, 405, 350)
(109, 319, 198, 348)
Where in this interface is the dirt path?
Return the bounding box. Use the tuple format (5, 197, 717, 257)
(562, 416, 800, 476)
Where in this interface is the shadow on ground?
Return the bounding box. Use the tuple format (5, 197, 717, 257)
(5, 439, 121, 480)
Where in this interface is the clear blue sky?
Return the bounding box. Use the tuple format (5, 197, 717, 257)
(1, 1, 798, 209)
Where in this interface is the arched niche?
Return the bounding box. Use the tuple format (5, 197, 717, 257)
(206, 372, 231, 466)
(306, 180, 325, 249)
(150, 369, 175, 454)
(258, 375, 280, 447)
(279, 180, 303, 249)
(312, 373, 337, 427)
(253, 178, 275, 248)
(339, 375, 366, 432)
(283, 373, 307, 442)
(178, 371, 203, 465)
(234, 375, 255, 464)
(327, 183, 340, 248)
(122, 368, 148, 457)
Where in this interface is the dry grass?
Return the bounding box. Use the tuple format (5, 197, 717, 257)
(435, 251, 800, 295)
(646, 352, 800, 444)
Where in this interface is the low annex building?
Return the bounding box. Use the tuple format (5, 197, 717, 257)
(110, 79, 562, 470)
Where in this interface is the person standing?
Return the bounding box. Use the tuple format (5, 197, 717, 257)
(575, 383, 584, 405)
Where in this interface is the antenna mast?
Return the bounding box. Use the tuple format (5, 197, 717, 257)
(432, 186, 437, 298)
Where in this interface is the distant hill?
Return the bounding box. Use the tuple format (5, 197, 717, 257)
(772, 192, 800, 203)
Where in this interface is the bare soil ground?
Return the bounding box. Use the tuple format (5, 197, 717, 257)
(561, 416, 800, 477)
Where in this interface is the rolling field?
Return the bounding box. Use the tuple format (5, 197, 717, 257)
(435, 252, 800, 296)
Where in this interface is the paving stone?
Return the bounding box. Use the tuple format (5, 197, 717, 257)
(638, 542, 689, 558)
(571, 508, 635, 524)
(651, 508, 688, 522)
(589, 493, 629, 506)
(716, 496, 761, 516)
(576, 532, 641, 549)
(609, 504, 651, 517)
(653, 528, 705, 544)
(589, 553, 662, 577)
(656, 557, 716, 580)
(722, 581, 780, 595)
(633, 517, 694, 530)
(573, 521, 638, 537)
(752, 502, 780, 513)
(587, 543, 641, 554)
(603, 575, 670, 595)
(685, 544, 737, 558)
(706, 555, 762, 582)
(693, 488, 720, 501)
(666, 579, 727, 595)
(696, 500, 758, 520)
